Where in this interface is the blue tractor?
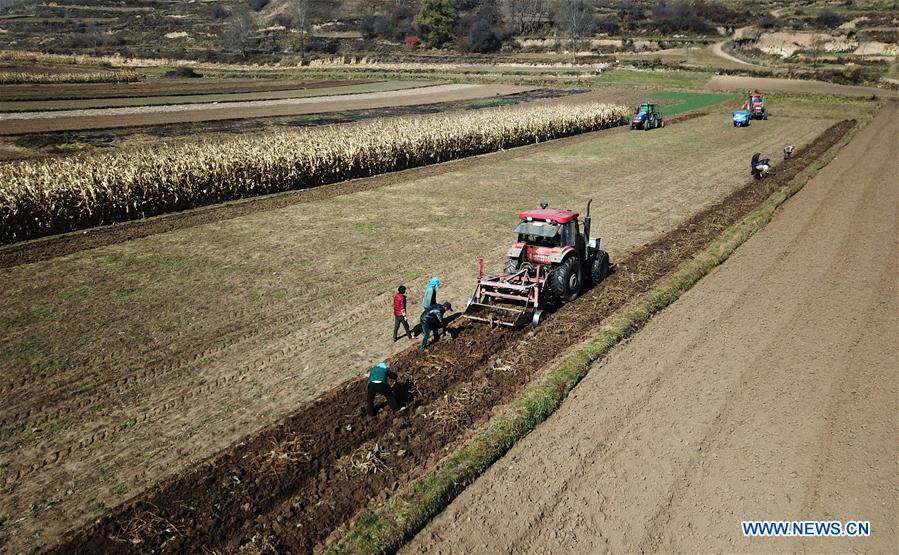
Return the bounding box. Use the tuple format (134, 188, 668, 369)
(733, 110, 751, 127)
(631, 103, 664, 130)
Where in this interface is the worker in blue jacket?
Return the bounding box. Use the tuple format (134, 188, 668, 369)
(420, 302, 452, 351)
(422, 276, 439, 309)
(367, 361, 399, 417)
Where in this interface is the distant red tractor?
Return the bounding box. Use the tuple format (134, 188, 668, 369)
(463, 200, 611, 328)
(743, 92, 768, 120)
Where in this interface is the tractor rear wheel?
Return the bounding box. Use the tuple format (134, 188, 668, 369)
(591, 250, 611, 284)
(550, 256, 581, 303)
(504, 258, 520, 274)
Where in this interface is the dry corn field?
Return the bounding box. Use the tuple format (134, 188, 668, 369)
(0, 101, 628, 243)
(0, 71, 142, 85)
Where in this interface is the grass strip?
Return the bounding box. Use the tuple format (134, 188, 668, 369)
(646, 91, 736, 115)
(327, 113, 867, 555)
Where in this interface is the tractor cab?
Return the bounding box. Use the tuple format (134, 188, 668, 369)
(515, 209, 579, 248)
(633, 103, 655, 121)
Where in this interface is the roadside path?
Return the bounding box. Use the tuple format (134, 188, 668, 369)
(710, 41, 755, 67)
(405, 103, 897, 553)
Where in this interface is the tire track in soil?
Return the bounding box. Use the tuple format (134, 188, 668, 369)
(50, 120, 854, 554)
(0, 112, 705, 270)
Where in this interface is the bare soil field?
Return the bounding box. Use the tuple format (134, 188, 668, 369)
(52, 119, 856, 554)
(405, 104, 897, 554)
(708, 74, 899, 97)
(0, 84, 535, 134)
(0, 78, 374, 102)
(0, 80, 432, 112)
(0, 104, 859, 552)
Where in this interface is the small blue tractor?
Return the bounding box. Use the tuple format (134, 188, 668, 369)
(631, 103, 664, 130)
(733, 110, 751, 127)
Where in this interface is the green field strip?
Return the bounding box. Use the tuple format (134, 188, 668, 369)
(647, 91, 738, 115)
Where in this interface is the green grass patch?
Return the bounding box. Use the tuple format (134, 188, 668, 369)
(327, 115, 867, 555)
(593, 69, 712, 90)
(646, 91, 737, 115)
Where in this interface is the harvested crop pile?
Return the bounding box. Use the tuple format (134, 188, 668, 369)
(0, 102, 628, 244)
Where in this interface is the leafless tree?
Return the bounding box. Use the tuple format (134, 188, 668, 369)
(810, 33, 827, 68)
(503, 0, 547, 35)
(294, 0, 310, 63)
(554, 0, 596, 53)
(223, 7, 255, 58)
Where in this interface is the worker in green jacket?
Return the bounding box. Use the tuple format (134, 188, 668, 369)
(367, 361, 399, 417)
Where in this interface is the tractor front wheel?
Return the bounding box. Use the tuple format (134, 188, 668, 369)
(550, 256, 581, 303)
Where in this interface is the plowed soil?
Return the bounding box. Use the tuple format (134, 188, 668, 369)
(406, 104, 896, 554)
(0, 84, 533, 134)
(52, 119, 854, 553)
(0, 79, 374, 102)
(707, 75, 899, 98)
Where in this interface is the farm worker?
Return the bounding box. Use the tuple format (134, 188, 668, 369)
(392, 285, 412, 341)
(366, 361, 399, 417)
(422, 276, 440, 309)
(419, 302, 452, 351)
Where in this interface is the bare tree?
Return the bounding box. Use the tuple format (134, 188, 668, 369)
(294, 0, 310, 63)
(554, 0, 596, 54)
(810, 33, 827, 68)
(503, 0, 547, 35)
(223, 7, 255, 58)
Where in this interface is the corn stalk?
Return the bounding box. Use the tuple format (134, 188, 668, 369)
(0, 101, 629, 244)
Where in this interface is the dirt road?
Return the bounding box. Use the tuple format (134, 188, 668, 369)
(710, 41, 755, 67)
(405, 103, 897, 553)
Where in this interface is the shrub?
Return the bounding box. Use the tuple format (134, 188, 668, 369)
(596, 15, 620, 34)
(468, 19, 501, 52)
(760, 15, 784, 29)
(163, 66, 203, 78)
(248, 0, 268, 12)
(210, 4, 228, 19)
(651, 0, 717, 34)
(815, 9, 843, 29)
(414, 0, 457, 47)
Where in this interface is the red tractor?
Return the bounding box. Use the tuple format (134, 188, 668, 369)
(463, 200, 611, 328)
(743, 92, 768, 120)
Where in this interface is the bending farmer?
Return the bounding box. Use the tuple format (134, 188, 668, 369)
(420, 302, 452, 351)
(367, 361, 399, 417)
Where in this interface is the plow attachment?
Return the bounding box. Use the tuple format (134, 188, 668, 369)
(463, 262, 547, 328)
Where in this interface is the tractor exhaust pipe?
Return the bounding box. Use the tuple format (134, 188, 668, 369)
(584, 199, 592, 240)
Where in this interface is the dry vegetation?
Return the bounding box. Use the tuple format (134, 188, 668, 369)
(0, 101, 628, 243)
(0, 70, 141, 84)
